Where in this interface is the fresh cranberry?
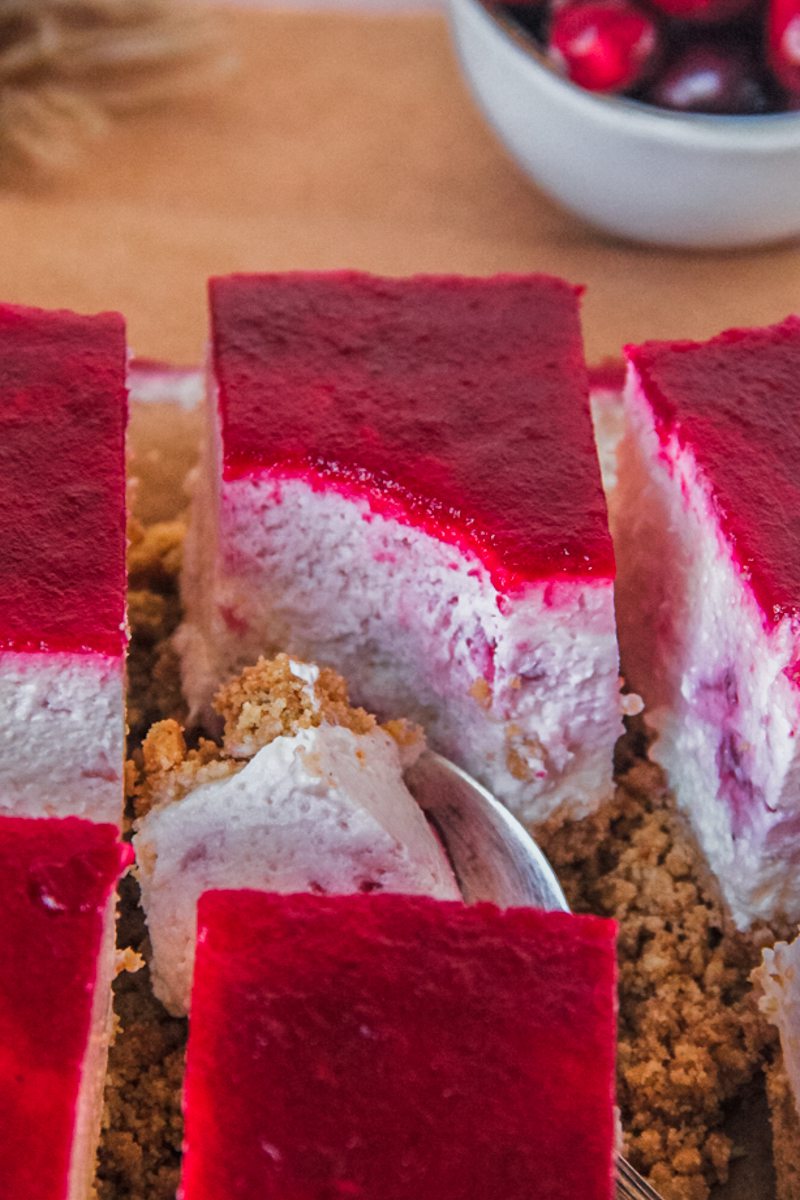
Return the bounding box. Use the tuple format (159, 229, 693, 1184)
(768, 0, 800, 92)
(645, 41, 772, 112)
(644, 0, 754, 24)
(548, 0, 659, 92)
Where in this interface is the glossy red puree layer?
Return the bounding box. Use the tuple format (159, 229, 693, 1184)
(0, 816, 130, 1200)
(210, 273, 614, 591)
(629, 317, 800, 628)
(0, 304, 127, 655)
(182, 891, 617, 1200)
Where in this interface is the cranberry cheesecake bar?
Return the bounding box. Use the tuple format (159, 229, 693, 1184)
(614, 317, 800, 925)
(0, 815, 130, 1200)
(177, 271, 622, 827)
(0, 303, 127, 824)
(180, 891, 617, 1200)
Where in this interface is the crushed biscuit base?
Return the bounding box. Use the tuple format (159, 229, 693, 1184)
(765, 1055, 800, 1200)
(98, 876, 185, 1200)
(102, 516, 782, 1200)
(126, 519, 185, 739)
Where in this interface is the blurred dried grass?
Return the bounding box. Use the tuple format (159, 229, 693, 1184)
(0, 1, 230, 174)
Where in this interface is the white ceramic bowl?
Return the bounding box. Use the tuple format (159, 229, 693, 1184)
(448, 0, 800, 248)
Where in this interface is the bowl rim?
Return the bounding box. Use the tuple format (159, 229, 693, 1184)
(458, 0, 800, 129)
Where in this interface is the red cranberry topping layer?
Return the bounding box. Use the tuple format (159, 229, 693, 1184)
(0, 304, 127, 656)
(0, 816, 130, 1200)
(549, 0, 659, 93)
(182, 890, 617, 1200)
(211, 273, 614, 592)
(628, 316, 800, 628)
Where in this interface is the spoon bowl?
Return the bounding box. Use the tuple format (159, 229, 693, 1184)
(406, 751, 569, 911)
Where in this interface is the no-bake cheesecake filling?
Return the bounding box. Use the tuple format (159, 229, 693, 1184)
(177, 271, 623, 828)
(0, 303, 128, 824)
(613, 316, 800, 926)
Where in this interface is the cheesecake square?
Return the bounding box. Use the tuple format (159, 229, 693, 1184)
(613, 316, 800, 925)
(180, 890, 617, 1200)
(0, 303, 128, 824)
(0, 815, 130, 1200)
(177, 271, 622, 827)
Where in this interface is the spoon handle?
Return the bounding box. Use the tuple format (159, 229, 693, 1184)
(617, 1155, 665, 1199)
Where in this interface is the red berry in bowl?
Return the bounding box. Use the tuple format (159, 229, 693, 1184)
(645, 0, 754, 25)
(645, 41, 771, 112)
(548, 0, 659, 92)
(768, 0, 800, 91)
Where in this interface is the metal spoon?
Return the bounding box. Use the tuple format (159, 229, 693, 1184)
(406, 751, 665, 1200)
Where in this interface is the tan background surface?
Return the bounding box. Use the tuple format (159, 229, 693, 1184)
(2, 6, 799, 367)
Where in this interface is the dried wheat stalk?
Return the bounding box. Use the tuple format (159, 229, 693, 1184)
(0, 0, 229, 173)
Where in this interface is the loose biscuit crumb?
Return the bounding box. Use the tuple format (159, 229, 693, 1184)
(134, 720, 237, 817)
(132, 649, 415, 817)
(469, 677, 491, 708)
(214, 652, 376, 758)
(97, 872, 185, 1200)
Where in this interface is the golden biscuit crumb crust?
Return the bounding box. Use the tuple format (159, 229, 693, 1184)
(765, 1055, 800, 1200)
